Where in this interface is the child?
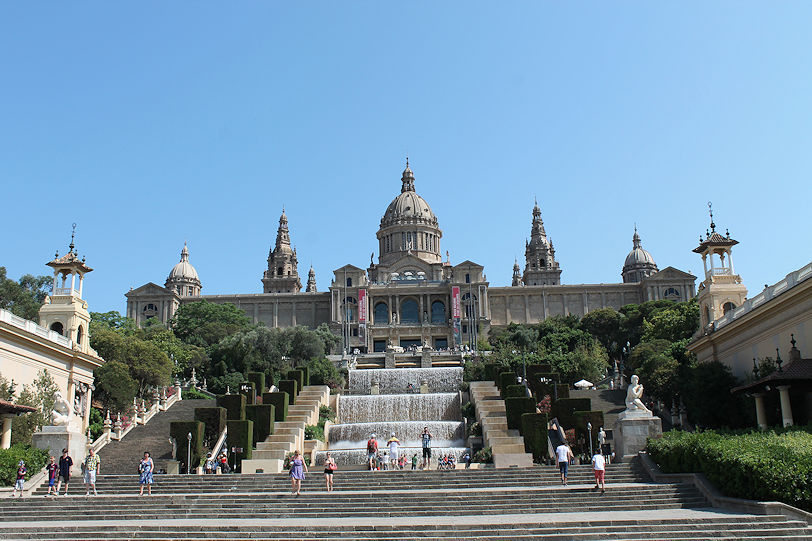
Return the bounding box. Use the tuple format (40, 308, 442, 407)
(46, 456, 59, 496)
(411, 453, 418, 470)
(12, 461, 27, 498)
(592, 450, 606, 494)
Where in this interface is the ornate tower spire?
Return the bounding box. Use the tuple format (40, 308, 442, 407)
(306, 265, 317, 293)
(622, 226, 658, 283)
(511, 259, 523, 287)
(522, 200, 561, 286)
(262, 209, 302, 293)
(400, 158, 415, 193)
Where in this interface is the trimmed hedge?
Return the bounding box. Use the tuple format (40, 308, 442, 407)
(505, 384, 528, 398)
(0, 445, 49, 486)
(521, 413, 549, 462)
(556, 384, 570, 399)
(193, 407, 227, 448)
(498, 371, 517, 395)
(483, 363, 502, 382)
(169, 421, 204, 472)
(226, 420, 253, 471)
(246, 372, 266, 395)
(551, 398, 591, 430)
(278, 380, 298, 404)
(505, 396, 536, 431)
(287, 370, 305, 392)
(300, 365, 310, 387)
(647, 430, 812, 511)
(216, 394, 246, 420)
(262, 392, 289, 421)
(245, 404, 275, 443)
(574, 410, 605, 455)
(238, 381, 257, 405)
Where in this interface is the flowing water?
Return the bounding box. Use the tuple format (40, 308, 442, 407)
(314, 367, 469, 466)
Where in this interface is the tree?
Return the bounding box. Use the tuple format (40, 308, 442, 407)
(170, 301, 251, 349)
(314, 323, 340, 355)
(287, 326, 325, 365)
(307, 357, 344, 389)
(94, 360, 138, 413)
(641, 300, 700, 343)
(0, 373, 16, 401)
(90, 311, 137, 335)
(141, 326, 209, 378)
(0, 267, 52, 321)
(122, 339, 173, 396)
(627, 339, 678, 402)
(12, 370, 59, 445)
(680, 361, 752, 428)
(579, 308, 623, 356)
(619, 300, 675, 347)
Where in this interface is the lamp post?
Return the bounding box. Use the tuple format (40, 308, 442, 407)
(186, 432, 192, 474)
(587, 422, 593, 457)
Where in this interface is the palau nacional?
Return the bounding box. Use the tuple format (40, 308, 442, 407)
(125, 161, 698, 357)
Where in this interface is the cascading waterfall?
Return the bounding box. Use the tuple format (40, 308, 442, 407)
(349, 367, 464, 394)
(314, 367, 470, 466)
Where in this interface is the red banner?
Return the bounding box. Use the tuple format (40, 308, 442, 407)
(451, 286, 461, 319)
(358, 289, 367, 323)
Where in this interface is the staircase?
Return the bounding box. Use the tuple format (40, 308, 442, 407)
(569, 388, 626, 429)
(3, 461, 810, 539)
(241, 385, 330, 474)
(469, 381, 533, 468)
(96, 398, 214, 474)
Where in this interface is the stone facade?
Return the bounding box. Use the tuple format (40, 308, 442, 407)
(126, 162, 696, 351)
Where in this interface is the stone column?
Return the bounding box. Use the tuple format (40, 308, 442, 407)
(777, 385, 794, 427)
(1, 415, 13, 449)
(753, 393, 767, 430)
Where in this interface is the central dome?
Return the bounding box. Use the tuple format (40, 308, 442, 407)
(380, 162, 438, 228)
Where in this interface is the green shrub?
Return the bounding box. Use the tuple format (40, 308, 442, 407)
(246, 372, 266, 394)
(483, 363, 502, 382)
(304, 424, 324, 441)
(193, 407, 227, 449)
(245, 404, 275, 443)
(461, 401, 476, 420)
(300, 365, 310, 387)
(169, 421, 204, 473)
(225, 420, 253, 471)
(472, 446, 493, 463)
(521, 413, 549, 462)
(647, 429, 812, 510)
(468, 421, 482, 437)
(88, 407, 104, 441)
(182, 387, 211, 400)
(278, 380, 298, 403)
(216, 394, 246, 421)
(261, 392, 289, 422)
(287, 370, 305, 392)
(498, 371, 517, 394)
(459, 381, 470, 392)
(556, 384, 570, 399)
(505, 397, 536, 430)
(307, 358, 343, 389)
(0, 445, 49, 486)
(318, 405, 335, 423)
(551, 398, 591, 430)
(505, 384, 527, 398)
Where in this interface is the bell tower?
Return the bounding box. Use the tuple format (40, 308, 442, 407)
(262, 209, 302, 293)
(522, 199, 562, 286)
(693, 204, 747, 329)
(38, 224, 93, 353)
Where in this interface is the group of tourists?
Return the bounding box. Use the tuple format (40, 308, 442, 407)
(204, 451, 231, 474)
(11, 447, 104, 498)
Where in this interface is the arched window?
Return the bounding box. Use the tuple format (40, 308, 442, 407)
(465, 273, 471, 284)
(50, 322, 63, 335)
(400, 299, 419, 323)
(277, 267, 283, 276)
(346, 277, 352, 287)
(374, 302, 389, 324)
(431, 300, 445, 324)
(723, 302, 736, 314)
(143, 303, 159, 318)
(76, 325, 83, 346)
(462, 292, 478, 318)
(663, 287, 681, 300)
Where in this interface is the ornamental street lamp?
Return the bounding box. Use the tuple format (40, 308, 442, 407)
(186, 432, 192, 474)
(587, 422, 593, 457)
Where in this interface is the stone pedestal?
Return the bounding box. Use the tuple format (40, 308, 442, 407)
(421, 350, 432, 368)
(384, 351, 395, 369)
(32, 426, 87, 475)
(613, 410, 662, 459)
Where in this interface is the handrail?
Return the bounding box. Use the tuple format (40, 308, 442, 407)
(211, 426, 228, 459)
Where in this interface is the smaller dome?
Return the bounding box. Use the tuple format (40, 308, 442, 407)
(624, 246, 656, 267)
(168, 243, 200, 282)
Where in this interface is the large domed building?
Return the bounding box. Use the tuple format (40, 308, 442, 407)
(126, 161, 696, 354)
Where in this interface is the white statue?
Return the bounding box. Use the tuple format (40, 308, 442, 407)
(624, 375, 652, 414)
(598, 427, 606, 447)
(51, 391, 80, 430)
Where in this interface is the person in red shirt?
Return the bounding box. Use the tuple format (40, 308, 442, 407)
(366, 434, 378, 471)
(45, 456, 59, 496)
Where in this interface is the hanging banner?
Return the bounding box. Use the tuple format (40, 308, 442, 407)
(451, 286, 461, 346)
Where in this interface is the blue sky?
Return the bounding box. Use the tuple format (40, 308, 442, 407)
(1, 2, 810, 315)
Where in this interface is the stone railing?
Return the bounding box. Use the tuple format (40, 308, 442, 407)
(0, 308, 72, 349)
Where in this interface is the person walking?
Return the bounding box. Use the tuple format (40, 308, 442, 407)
(411, 453, 418, 470)
(56, 448, 72, 496)
(555, 442, 574, 486)
(204, 452, 215, 474)
(139, 451, 154, 496)
(45, 456, 59, 496)
(462, 451, 471, 469)
(421, 426, 432, 469)
(592, 449, 606, 493)
(323, 452, 336, 492)
(11, 461, 26, 498)
(387, 432, 400, 470)
(366, 433, 378, 471)
(83, 448, 100, 496)
(289, 450, 307, 495)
